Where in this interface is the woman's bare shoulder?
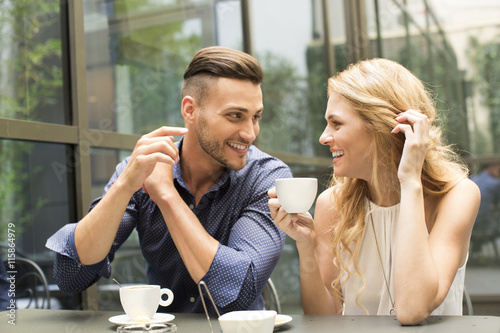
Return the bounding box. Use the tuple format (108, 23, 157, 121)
(455, 177, 480, 194)
(442, 177, 480, 206)
(428, 177, 480, 231)
(316, 187, 335, 210)
(314, 187, 337, 230)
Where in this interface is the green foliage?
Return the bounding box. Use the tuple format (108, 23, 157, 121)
(115, 0, 183, 15)
(1, 1, 61, 120)
(113, 1, 201, 133)
(0, 141, 31, 239)
(0, 0, 60, 240)
(468, 36, 500, 154)
(305, 44, 329, 157)
(258, 51, 311, 154)
(304, 33, 470, 156)
(392, 36, 469, 152)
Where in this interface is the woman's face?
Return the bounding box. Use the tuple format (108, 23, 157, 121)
(319, 92, 374, 181)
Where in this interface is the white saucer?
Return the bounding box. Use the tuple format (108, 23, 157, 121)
(109, 313, 175, 326)
(274, 314, 293, 327)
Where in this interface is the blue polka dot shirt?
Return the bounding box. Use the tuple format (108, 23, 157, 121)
(46, 140, 292, 313)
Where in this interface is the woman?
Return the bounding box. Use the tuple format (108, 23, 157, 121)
(268, 58, 480, 325)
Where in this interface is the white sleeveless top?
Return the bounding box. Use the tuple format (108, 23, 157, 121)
(341, 199, 466, 315)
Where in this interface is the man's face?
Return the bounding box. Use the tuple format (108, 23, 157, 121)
(491, 165, 500, 178)
(195, 77, 263, 171)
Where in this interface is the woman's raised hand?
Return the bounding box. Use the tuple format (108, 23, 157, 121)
(268, 187, 316, 244)
(392, 110, 430, 185)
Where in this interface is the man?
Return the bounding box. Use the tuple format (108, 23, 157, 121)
(470, 163, 500, 261)
(46, 46, 292, 313)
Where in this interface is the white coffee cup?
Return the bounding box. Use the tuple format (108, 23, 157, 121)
(275, 178, 318, 213)
(119, 285, 174, 321)
(219, 310, 276, 333)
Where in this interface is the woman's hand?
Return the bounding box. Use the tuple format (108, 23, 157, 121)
(268, 187, 315, 244)
(391, 110, 430, 185)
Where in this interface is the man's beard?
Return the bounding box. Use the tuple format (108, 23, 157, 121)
(196, 113, 247, 171)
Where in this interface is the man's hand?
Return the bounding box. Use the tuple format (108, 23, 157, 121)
(119, 126, 188, 196)
(143, 161, 175, 203)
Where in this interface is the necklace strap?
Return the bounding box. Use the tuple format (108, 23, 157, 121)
(368, 202, 396, 315)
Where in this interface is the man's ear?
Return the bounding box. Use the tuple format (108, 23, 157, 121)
(181, 96, 197, 125)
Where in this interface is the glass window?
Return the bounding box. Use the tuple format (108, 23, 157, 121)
(441, 1, 500, 313)
(0, 140, 79, 309)
(84, 0, 243, 135)
(4, 0, 496, 314)
(251, 0, 334, 313)
(327, 0, 348, 72)
(215, 0, 243, 49)
(365, 0, 500, 313)
(365, 0, 469, 151)
(90, 148, 141, 311)
(0, 1, 68, 124)
(252, 0, 329, 160)
(430, 0, 500, 305)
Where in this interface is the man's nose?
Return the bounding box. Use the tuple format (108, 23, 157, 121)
(240, 119, 258, 143)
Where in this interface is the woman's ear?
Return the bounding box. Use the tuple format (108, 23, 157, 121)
(181, 96, 197, 125)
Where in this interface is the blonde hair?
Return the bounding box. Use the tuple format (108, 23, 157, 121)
(327, 58, 468, 311)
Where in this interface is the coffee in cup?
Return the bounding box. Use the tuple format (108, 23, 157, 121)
(119, 285, 174, 322)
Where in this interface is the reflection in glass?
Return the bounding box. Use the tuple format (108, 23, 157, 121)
(0, 1, 66, 124)
(0, 139, 78, 309)
(251, 0, 332, 314)
(252, 0, 329, 158)
(365, 0, 469, 153)
(84, 0, 243, 135)
(90, 148, 146, 311)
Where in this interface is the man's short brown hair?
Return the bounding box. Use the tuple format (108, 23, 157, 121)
(181, 46, 263, 106)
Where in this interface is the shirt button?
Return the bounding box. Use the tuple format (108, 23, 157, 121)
(190, 297, 195, 303)
(189, 204, 194, 209)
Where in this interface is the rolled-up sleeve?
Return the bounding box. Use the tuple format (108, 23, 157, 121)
(45, 157, 137, 293)
(46, 223, 111, 293)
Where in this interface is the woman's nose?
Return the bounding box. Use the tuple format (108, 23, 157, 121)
(319, 128, 333, 145)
